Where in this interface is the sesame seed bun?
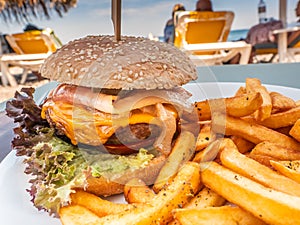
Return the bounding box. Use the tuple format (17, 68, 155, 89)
(41, 35, 197, 90)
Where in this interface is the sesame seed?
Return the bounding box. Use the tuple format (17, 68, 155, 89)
(92, 67, 98, 73)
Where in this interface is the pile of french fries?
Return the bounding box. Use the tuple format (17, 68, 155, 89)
(59, 78, 300, 225)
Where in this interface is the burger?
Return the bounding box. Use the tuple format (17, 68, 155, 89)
(5, 35, 198, 216)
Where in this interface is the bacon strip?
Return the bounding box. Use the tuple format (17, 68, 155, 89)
(154, 103, 177, 156)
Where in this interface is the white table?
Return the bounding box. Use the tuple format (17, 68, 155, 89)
(273, 26, 300, 62)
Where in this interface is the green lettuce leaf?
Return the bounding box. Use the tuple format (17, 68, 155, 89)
(23, 129, 88, 216)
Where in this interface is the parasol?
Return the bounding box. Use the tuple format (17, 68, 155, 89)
(0, 0, 77, 23)
(111, 0, 121, 41)
(279, 0, 287, 27)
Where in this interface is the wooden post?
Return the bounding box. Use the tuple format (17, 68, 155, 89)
(278, 0, 287, 62)
(111, 0, 121, 41)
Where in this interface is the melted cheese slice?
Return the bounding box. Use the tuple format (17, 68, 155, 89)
(41, 100, 165, 146)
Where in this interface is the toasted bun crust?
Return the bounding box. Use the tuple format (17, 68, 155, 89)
(85, 155, 166, 196)
(41, 35, 197, 90)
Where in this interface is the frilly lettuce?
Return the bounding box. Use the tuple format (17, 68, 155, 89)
(25, 135, 88, 216)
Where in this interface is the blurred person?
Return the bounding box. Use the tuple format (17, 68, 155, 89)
(284, 0, 300, 50)
(245, 19, 283, 46)
(295, 0, 300, 23)
(287, 0, 300, 41)
(247, 0, 300, 46)
(163, 3, 186, 44)
(229, 0, 300, 64)
(226, 20, 283, 64)
(23, 23, 42, 32)
(0, 33, 14, 54)
(195, 0, 213, 12)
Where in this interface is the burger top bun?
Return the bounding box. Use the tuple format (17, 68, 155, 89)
(41, 35, 197, 90)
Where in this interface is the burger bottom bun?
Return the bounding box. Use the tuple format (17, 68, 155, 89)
(84, 155, 166, 196)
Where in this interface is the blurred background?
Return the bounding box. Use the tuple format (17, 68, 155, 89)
(1, 0, 298, 44)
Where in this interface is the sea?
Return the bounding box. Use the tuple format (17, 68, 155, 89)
(227, 29, 249, 41)
(158, 28, 249, 42)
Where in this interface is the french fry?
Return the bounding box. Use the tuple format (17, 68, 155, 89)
(225, 91, 263, 117)
(230, 135, 255, 153)
(220, 141, 300, 197)
(250, 141, 300, 161)
(270, 91, 296, 113)
(184, 186, 226, 208)
(173, 205, 267, 225)
(124, 178, 155, 204)
(234, 86, 246, 96)
(195, 122, 212, 151)
(245, 78, 272, 121)
(193, 139, 224, 163)
(194, 98, 225, 121)
(194, 92, 262, 121)
(250, 105, 300, 129)
(275, 126, 292, 136)
(153, 131, 195, 192)
(247, 153, 278, 167)
(61, 162, 200, 225)
(201, 161, 300, 225)
(60, 204, 151, 225)
(289, 119, 300, 142)
(100, 162, 200, 225)
(270, 160, 300, 183)
(59, 78, 300, 225)
(192, 150, 205, 163)
(70, 190, 137, 217)
(60, 205, 104, 225)
(212, 113, 300, 151)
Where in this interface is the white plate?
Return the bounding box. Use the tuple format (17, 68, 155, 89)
(0, 82, 299, 225)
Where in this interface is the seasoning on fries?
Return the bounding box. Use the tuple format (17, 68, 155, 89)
(270, 160, 300, 183)
(54, 78, 300, 225)
(201, 161, 300, 225)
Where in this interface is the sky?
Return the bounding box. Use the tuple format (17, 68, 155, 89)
(0, 0, 299, 44)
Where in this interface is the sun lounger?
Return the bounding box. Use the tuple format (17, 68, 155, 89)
(174, 11, 251, 65)
(0, 29, 61, 86)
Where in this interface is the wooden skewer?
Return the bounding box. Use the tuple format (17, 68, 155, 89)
(111, 0, 121, 41)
